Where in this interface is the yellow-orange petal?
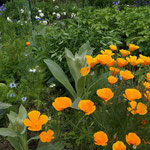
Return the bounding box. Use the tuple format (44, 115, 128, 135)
(128, 44, 139, 52)
(39, 115, 48, 125)
(80, 66, 90, 76)
(120, 70, 134, 80)
(109, 45, 117, 51)
(109, 67, 120, 76)
(143, 82, 150, 90)
(117, 58, 128, 67)
(120, 49, 130, 57)
(28, 110, 40, 122)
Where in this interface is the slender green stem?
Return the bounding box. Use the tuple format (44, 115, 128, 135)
(28, 0, 33, 25)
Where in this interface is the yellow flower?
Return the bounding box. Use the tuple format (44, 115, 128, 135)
(96, 54, 113, 65)
(52, 97, 72, 111)
(117, 58, 128, 67)
(146, 73, 150, 83)
(78, 100, 96, 115)
(109, 45, 117, 51)
(107, 76, 118, 84)
(139, 54, 150, 66)
(109, 67, 120, 75)
(97, 88, 114, 102)
(126, 132, 141, 146)
(85, 55, 99, 68)
(120, 70, 134, 80)
(128, 44, 139, 52)
(94, 131, 108, 146)
(26, 42, 30, 46)
(143, 82, 150, 90)
(144, 91, 150, 101)
(112, 141, 126, 150)
(39, 130, 55, 143)
(126, 55, 144, 66)
(101, 50, 114, 56)
(123, 89, 142, 101)
(24, 111, 48, 131)
(80, 66, 90, 76)
(128, 101, 147, 115)
(119, 49, 130, 57)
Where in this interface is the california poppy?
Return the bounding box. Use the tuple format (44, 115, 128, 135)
(109, 67, 120, 75)
(78, 100, 96, 115)
(107, 76, 118, 84)
(24, 110, 48, 131)
(126, 132, 141, 146)
(123, 89, 142, 101)
(146, 73, 150, 83)
(52, 97, 72, 111)
(143, 82, 150, 90)
(117, 58, 128, 67)
(144, 91, 150, 101)
(26, 42, 30, 46)
(120, 49, 130, 57)
(101, 50, 114, 56)
(94, 131, 108, 146)
(109, 45, 117, 51)
(112, 141, 126, 150)
(97, 88, 114, 102)
(126, 55, 144, 66)
(120, 70, 134, 80)
(139, 54, 150, 66)
(39, 130, 55, 143)
(80, 66, 90, 76)
(96, 54, 113, 66)
(128, 44, 139, 52)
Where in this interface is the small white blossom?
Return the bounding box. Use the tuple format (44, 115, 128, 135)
(29, 69, 36, 73)
(49, 83, 56, 88)
(43, 20, 47, 25)
(62, 12, 66, 15)
(55, 6, 59, 9)
(39, 13, 44, 17)
(71, 13, 76, 18)
(20, 9, 24, 13)
(52, 12, 56, 15)
(53, 0, 55, 2)
(56, 13, 61, 19)
(7, 17, 13, 23)
(38, 10, 42, 13)
(25, 21, 27, 24)
(35, 16, 40, 20)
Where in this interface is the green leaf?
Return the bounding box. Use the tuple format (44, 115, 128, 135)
(18, 105, 27, 121)
(0, 128, 17, 137)
(0, 102, 12, 110)
(44, 59, 76, 99)
(71, 97, 81, 110)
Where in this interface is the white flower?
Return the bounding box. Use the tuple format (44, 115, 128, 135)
(35, 16, 40, 20)
(55, 6, 59, 9)
(20, 9, 24, 13)
(62, 12, 66, 15)
(29, 69, 36, 73)
(52, 12, 56, 15)
(39, 13, 44, 17)
(49, 83, 56, 88)
(38, 10, 42, 13)
(25, 21, 27, 24)
(71, 13, 76, 18)
(7, 17, 13, 23)
(53, 0, 55, 2)
(56, 13, 61, 19)
(43, 20, 47, 25)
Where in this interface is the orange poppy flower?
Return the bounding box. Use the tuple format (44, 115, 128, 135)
(126, 132, 141, 146)
(80, 66, 90, 76)
(96, 54, 113, 66)
(146, 73, 150, 83)
(139, 54, 150, 66)
(120, 70, 134, 80)
(106, 59, 116, 67)
(112, 141, 126, 150)
(85, 55, 99, 68)
(126, 55, 144, 66)
(123, 89, 142, 101)
(52, 97, 72, 111)
(94, 131, 108, 146)
(144, 91, 150, 101)
(24, 111, 48, 131)
(117, 58, 128, 67)
(119, 49, 130, 57)
(128, 101, 147, 115)
(78, 100, 96, 115)
(97, 88, 114, 102)
(128, 44, 139, 52)
(26, 42, 30, 46)
(101, 50, 114, 56)
(109, 67, 120, 75)
(109, 45, 117, 51)
(39, 130, 55, 143)
(107, 76, 118, 84)
(143, 82, 150, 90)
